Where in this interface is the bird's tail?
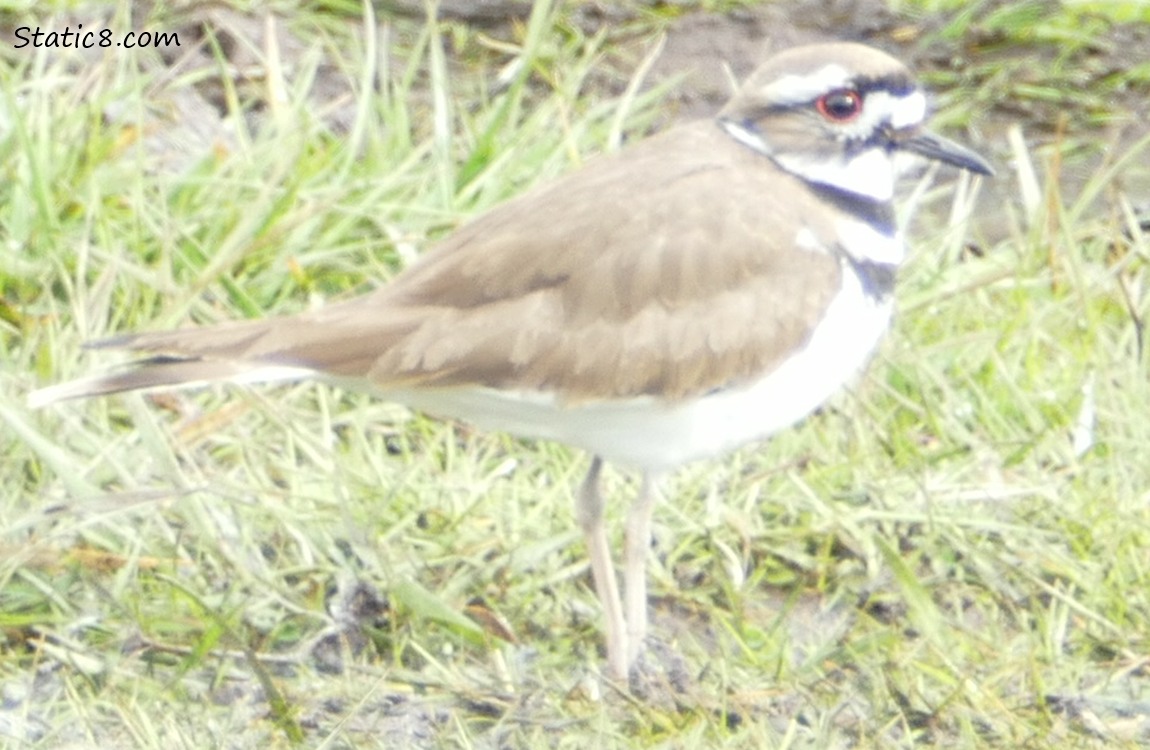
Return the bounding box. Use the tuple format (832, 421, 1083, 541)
(26, 321, 315, 408)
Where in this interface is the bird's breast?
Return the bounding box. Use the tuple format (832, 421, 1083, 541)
(379, 256, 894, 472)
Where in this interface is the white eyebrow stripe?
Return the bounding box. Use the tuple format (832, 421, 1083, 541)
(762, 69, 925, 131)
(762, 64, 852, 105)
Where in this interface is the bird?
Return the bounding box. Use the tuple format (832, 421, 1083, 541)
(29, 42, 993, 681)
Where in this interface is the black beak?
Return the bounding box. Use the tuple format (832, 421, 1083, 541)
(898, 129, 995, 176)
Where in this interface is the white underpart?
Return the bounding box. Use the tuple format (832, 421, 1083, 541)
(837, 217, 905, 265)
(377, 262, 893, 472)
(225, 365, 317, 385)
(794, 227, 823, 253)
(26, 363, 315, 408)
(32, 262, 894, 470)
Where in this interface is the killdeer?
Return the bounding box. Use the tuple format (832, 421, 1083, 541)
(30, 42, 992, 680)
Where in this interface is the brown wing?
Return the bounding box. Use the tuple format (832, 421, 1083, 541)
(63, 121, 843, 404)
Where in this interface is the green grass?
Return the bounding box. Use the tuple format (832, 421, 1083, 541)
(3, 1, 1150, 747)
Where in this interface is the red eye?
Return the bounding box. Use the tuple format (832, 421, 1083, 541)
(816, 89, 863, 122)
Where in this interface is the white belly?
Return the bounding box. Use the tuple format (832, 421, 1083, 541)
(383, 266, 893, 472)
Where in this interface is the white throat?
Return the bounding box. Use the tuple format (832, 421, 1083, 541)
(721, 119, 896, 202)
(720, 89, 928, 203)
(777, 148, 897, 202)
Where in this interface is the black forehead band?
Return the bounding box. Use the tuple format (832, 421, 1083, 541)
(850, 74, 917, 97)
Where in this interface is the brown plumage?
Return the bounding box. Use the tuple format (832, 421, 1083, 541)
(44, 120, 845, 406)
(30, 42, 993, 681)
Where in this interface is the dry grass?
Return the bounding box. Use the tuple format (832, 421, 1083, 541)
(3, 1, 1149, 747)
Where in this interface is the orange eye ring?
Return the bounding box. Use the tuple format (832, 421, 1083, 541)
(816, 89, 863, 122)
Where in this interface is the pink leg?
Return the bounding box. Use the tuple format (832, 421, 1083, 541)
(575, 456, 629, 679)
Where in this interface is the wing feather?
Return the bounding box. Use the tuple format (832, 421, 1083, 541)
(31, 120, 846, 407)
